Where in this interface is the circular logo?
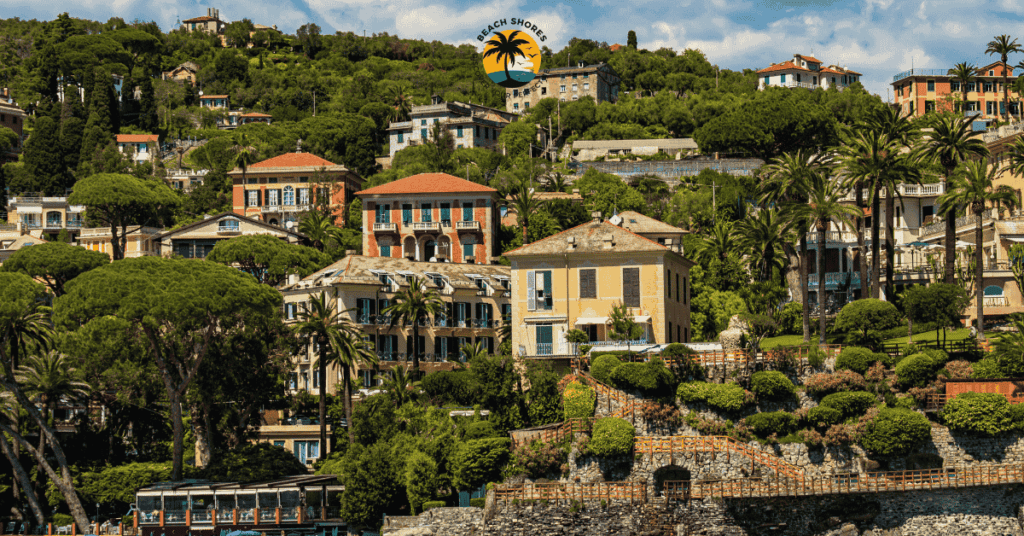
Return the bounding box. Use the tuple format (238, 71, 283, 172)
(483, 29, 541, 89)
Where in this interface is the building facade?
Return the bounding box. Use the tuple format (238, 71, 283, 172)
(182, 9, 225, 34)
(200, 95, 229, 110)
(504, 63, 620, 113)
(161, 62, 199, 84)
(6, 196, 84, 240)
(505, 218, 693, 358)
(229, 150, 364, 227)
(153, 212, 304, 259)
(892, 61, 1020, 120)
(79, 226, 162, 259)
(386, 97, 515, 158)
(240, 112, 272, 125)
(357, 173, 500, 265)
(116, 134, 160, 164)
(757, 54, 862, 91)
(281, 255, 511, 394)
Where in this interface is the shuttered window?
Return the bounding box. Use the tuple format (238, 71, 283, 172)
(579, 269, 596, 298)
(623, 267, 640, 307)
(666, 270, 671, 299)
(527, 270, 552, 310)
(676, 274, 680, 302)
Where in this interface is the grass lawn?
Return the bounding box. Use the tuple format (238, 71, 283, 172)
(760, 334, 839, 350)
(882, 328, 1002, 346)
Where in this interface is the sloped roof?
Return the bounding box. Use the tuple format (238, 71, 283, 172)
(356, 173, 496, 196)
(757, 61, 808, 74)
(200, 95, 229, 99)
(504, 220, 674, 257)
(154, 212, 304, 240)
(616, 211, 688, 235)
(183, 16, 219, 22)
(795, 54, 823, 64)
(249, 153, 339, 169)
(291, 254, 510, 290)
(116, 134, 159, 143)
(241, 112, 272, 118)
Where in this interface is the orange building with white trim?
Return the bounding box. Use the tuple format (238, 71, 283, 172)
(892, 61, 1021, 119)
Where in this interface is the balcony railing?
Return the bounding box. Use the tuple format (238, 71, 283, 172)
(805, 231, 858, 243)
(892, 68, 949, 83)
(536, 343, 553, 355)
(920, 212, 992, 238)
(373, 222, 397, 232)
(44, 220, 63, 229)
(590, 339, 647, 347)
(807, 272, 863, 287)
(66, 220, 82, 228)
(456, 220, 480, 231)
(412, 222, 440, 232)
(841, 182, 945, 202)
(983, 296, 1008, 307)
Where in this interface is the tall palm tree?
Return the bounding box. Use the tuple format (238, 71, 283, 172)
(389, 86, 412, 122)
(546, 172, 569, 193)
(986, 35, 1021, 121)
(233, 132, 258, 187)
(509, 180, 545, 245)
(0, 302, 51, 371)
(384, 277, 444, 378)
(922, 115, 990, 284)
(735, 207, 793, 283)
(380, 364, 420, 406)
(15, 351, 90, 427)
(791, 171, 859, 344)
(313, 326, 376, 443)
(948, 62, 978, 113)
(760, 150, 828, 343)
(299, 211, 334, 251)
(483, 31, 530, 87)
(696, 220, 739, 265)
(939, 160, 1018, 340)
(291, 291, 359, 447)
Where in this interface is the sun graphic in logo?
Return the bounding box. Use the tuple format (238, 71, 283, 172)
(483, 29, 541, 88)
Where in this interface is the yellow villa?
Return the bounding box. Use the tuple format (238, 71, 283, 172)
(505, 215, 694, 359)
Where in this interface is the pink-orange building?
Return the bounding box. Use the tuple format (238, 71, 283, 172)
(892, 61, 1021, 119)
(356, 173, 500, 264)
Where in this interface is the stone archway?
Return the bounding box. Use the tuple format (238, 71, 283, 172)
(653, 465, 691, 496)
(403, 236, 416, 260)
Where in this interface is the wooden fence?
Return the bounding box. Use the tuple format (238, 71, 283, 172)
(511, 418, 594, 449)
(878, 339, 985, 359)
(634, 436, 805, 482)
(497, 464, 1024, 504)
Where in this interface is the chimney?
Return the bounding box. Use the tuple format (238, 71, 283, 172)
(591, 211, 602, 222)
(572, 188, 580, 195)
(345, 249, 356, 256)
(578, 62, 585, 68)
(287, 273, 300, 286)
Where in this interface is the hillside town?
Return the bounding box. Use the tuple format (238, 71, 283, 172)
(5, 8, 1024, 536)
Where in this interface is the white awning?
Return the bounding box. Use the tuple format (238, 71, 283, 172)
(575, 317, 609, 325)
(16, 206, 41, 214)
(634, 315, 652, 323)
(1008, 237, 1024, 243)
(524, 316, 567, 323)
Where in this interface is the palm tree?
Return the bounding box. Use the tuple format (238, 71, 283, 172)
(233, 132, 258, 187)
(546, 172, 569, 193)
(735, 207, 793, 283)
(760, 150, 828, 343)
(299, 211, 334, 251)
(15, 351, 90, 427)
(313, 326, 377, 443)
(384, 277, 444, 378)
(381, 364, 419, 406)
(940, 160, 1018, 340)
(922, 115, 990, 284)
(389, 86, 412, 122)
(695, 220, 739, 265)
(291, 291, 359, 447)
(483, 31, 530, 87)
(948, 62, 977, 113)
(791, 171, 859, 344)
(0, 301, 51, 371)
(509, 180, 545, 245)
(986, 35, 1021, 121)
(460, 341, 490, 363)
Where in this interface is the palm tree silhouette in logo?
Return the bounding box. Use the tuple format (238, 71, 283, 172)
(484, 30, 531, 87)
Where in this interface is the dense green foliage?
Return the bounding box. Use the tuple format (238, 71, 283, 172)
(0, 242, 109, 296)
(749, 371, 796, 400)
(586, 418, 635, 457)
(896, 353, 942, 388)
(805, 406, 843, 428)
(942, 392, 1016, 435)
(451, 438, 510, 490)
(590, 354, 622, 384)
(744, 411, 797, 438)
(677, 381, 748, 412)
(608, 358, 675, 397)
(834, 299, 901, 348)
(206, 235, 331, 286)
(204, 443, 307, 482)
(860, 408, 932, 456)
(563, 381, 596, 419)
(835, 347, 886, 375)
(819, 391, 877, 419)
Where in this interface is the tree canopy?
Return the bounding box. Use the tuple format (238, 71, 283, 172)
(0, 241, 109, 296)
(206, 235, 331, 286)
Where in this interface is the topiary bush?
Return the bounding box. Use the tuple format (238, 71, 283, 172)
(469, 498, 486, 508)
(834, 299, 901, 348)
(587, 417, 635, 457)
(677, 381, 749, 412)
(819, 391, 877, 419)
(836, 347, 885, 375)
(804, 370, 868, 396)
(805, 406, 843, 428)
(562, 381, 596, 419)
(860, 408, 931, 455)
(895, 353, 940, 388)
(609, 358, 675, 397)
(972, 358, 1005, 379)
(750, 371, 796, 401)
(942, 392, 1014, 435)
(744, 411, 797, 438)
(590, 354, 621, 384)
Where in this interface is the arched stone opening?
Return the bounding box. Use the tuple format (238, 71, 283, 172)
(653, 465, 691, 496)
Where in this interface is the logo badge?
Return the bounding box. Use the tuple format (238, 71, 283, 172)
(483, 29, 540, 89)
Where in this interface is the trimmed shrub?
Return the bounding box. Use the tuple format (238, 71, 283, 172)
(512, 439, 568, 478)
(677, 381, 749, 412)
(1010, 404, 1024, 429)
(750, 371, 796, 400)
(421, 370, 479, 406)
(609, 358, 674, 396)
(663, 343, 703, 379)
(776, 301, 803, 335)
(820, 391, 877, 419)
(860, 408, 931, 455)
(806, 345, 826, 368)
(451, 438, 511, 490)
(587, 417, 635, 457)
(562, 381, 596, 419)
(972, 358, 1005, 379)
(744, 411, 797, 438)
(836, 347, 885, 375)
(590, 354, 622, 384)
(942, 392, 1014, 435)
(896, 353, 939, 388)
(804, 370, 868, 396)
(469, 498, 486, 508)
(422, 501, 446, 512)
(806, 406, 843, 428)
(834, 299, 901, 348)
(464, 421, 500, 440)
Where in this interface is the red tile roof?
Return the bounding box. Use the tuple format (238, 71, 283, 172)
(183, 16, 219, 22)
(250, 153, 338, 169)
(756, 61, 808, 74)
(610, 44, 623, 52)
(795, 54, 823, 64)
(116, 134, 159, 143)
(241, 112, 272, 117)
(356, 173, 497, 196)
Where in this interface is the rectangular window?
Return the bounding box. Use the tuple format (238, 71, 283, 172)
(421, 203, 432, 222)
(421, 128, 427, 139)
(440, 203, 451, 224)
(397, 132, 404, 143)
(285, 303, 296, 320)
(668, 321, 673, 343)
(951, 81, 960, 92)
(514, 103, 519, 111)
(457, 126, 463, 137)
(536, 324, 553, 355)
(676, 273, 680, 302)
(513, 89, 519, 97)
(984, 81, 994, 92)
(541, 87, 547, 95)
(475, 126, 480, 137)
(402, 204, 413, 224)
(421, 119, 426, 125)
(298, 188, 310, 205)
(527, 270, 553, 311)
(462, 202, 473, 222)
(247, 190, 259, 207)
(579, 268, 596, 298)
(584, 83, 590, 91)
(560, 85, 566, 93)
(375, 203, 391, 223)
(572, 84, 577, 92)
(623, 267, 640, 308)
(780, 74, 786, 83)
(927, 80, 935, 91)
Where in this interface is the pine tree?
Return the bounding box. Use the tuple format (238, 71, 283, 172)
(627, 30, 637, 49)
(23, 115, 63, 195)
(78, 70, 115, 175)
(139, 77, 156, 131)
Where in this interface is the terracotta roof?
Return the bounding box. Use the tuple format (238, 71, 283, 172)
(819, 67, 845, 75)
(116, 134, 159, 143)
(183, 16, 219, 22)
(290, 255, 510, 291)
(609, 44, 623, 52)
(795, 54, 823, 64)
(504, 220, 682, 257)
(200, 95, 229, 99)
(249, 152, 339, 169)
(241, 112, 272, 118)
(756, 61, 808, 74)
(356, 173, 496, 196)
(616, 211, 688, 235)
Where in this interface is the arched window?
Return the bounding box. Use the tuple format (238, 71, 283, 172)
(283, 186, 295, 206)
(984, 285, 1005, 297)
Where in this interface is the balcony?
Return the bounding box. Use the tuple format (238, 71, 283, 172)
(261, 205, 281, 213)
(44, 220, 64, 230)
(456, 220, 480, 232)
(373, 222, 397, 233)
(892, 68, 949, 83)
(124, 251, 159, 258)
(984, 296, 1008, 307)
(591, 339, 647, 347)
(536, 343, 553, 355)
(66, 220, 82, 228)
(412, 222, 440, 233)
(808, 272, 863, 289)
(841, 182, 945, 202)
(805, 231, 858, 244)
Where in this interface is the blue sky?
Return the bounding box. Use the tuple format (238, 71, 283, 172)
(5, 0, 1024, 98)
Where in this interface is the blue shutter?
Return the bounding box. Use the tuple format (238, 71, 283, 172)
(462, 202, 473, 221)
(441, 203, 451, 222)
(403, 205, 412, 224)
(543, 271, 552, 310)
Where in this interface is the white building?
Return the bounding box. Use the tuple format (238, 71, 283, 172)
(386, 96, 516, 158)
(757, 54, 862, 91)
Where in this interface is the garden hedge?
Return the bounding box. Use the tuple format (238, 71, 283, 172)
(942, 392, 1015, 435)
(744, 411, 797, 438)
(609, 358, 674, 396)
(563, 381, 596, 419)
(806, 406, 843, 428)
(590, 354, 622, 384)
(860, 408, 931, 455)
(750, 371, 796, 400)
(819, 391, 877, 419)
(895, 353, 939, 388)
(836, 347, 885, 375)
(677, 381, 748, 412)
(588, 417, 635, 457)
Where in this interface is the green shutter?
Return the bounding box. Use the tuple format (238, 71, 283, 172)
(543, 271, 553, 310)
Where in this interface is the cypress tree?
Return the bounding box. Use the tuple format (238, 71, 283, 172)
(79, 70, 115, 174)
(139, 77, 156, 131)
(23, 115, 63, 195)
